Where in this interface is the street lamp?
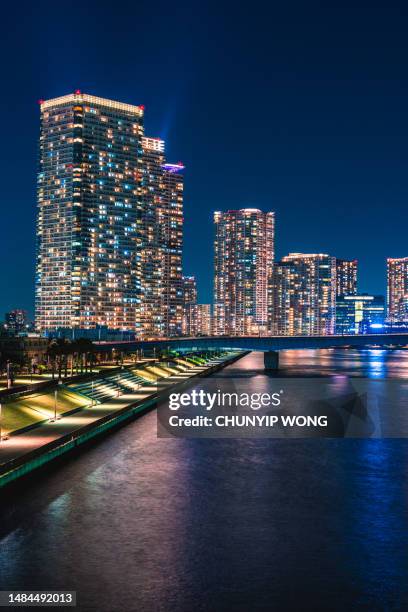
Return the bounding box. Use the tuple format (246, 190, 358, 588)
(50, 382, 62, 422)
(6, 360, 12, 390)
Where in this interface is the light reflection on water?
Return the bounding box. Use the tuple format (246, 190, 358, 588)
(278, 348, 408, 379)
(0, 349, 407, 612)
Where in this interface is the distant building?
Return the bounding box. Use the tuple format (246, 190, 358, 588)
(194, 304, 212, 336)
(5, 310, 27, 335)
(271, 253, 336, 336)
(139, 137, 166, 338)
(185, 304, 212, 336)
(140, 138, 185, 338)
(0, 335, 48, 366)
(214, 209, 274, 336)
(387, 257, 408, 323)
(182, 276, 197, 336)
(161, 164, 185, 337)
(336, 259, 358, 296)
(336, 294, 385, 334)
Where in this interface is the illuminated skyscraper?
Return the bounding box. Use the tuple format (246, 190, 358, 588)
(271, 253, 336, 335)
(188, 304, 212, 336)
(336, 258, 358, 296)
(182, 276, 197, 335)
(387, 257, 408, 323)
(213, 209, 274, 336)
(35, 92, 184, 336)
(161, 163, 184, 337)
(182, 276, 197, 307)
(36, 92, 144, 332)
(195, 304, 212, 336)
(140, 138, 184, 337)
(140, 136, 166, 337)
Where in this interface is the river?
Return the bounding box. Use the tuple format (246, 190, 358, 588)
(1, 350, 408, 611)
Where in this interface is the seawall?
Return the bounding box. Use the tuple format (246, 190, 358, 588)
(0, 352, 248, 488)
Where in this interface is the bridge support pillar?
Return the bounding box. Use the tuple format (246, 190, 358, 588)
(264, 350, 279, 371)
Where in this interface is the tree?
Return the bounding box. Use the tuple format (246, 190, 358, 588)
(47, 338, 71, 381)
(75, 338, 95, 373)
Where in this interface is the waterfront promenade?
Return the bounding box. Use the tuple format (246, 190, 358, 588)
(0, 353, 244, 487)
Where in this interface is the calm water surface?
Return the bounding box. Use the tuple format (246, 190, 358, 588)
(1, 350, 408, 611)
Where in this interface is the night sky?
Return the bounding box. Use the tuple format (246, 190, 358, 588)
(1, 1, 408, 318)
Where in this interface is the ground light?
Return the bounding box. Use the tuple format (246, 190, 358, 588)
(0, 403, 9, 441)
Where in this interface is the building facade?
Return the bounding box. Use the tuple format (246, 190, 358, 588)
(36, 93, 144, 332)
(387, 257, 408, 323)
(192, 304, 212, 336)
(182, 276, 197, 336)
(271, 253, 336, 336)
(139, 137, 166, 338)
(336, 259, 358, 296)
(35, 92, 184, 337)
(183, 304, 212, 336)
(0, 335, 48, 366)
(139, 139, 185, 338)
(213, 209, 274, 336)
(161, 164, 184, 337)
(336, 294, 385, 334)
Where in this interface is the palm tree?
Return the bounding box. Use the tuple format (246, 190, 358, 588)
(47, 340, 58, 380)
(76, 338, 95, 373)
(47, 338, 70, 381)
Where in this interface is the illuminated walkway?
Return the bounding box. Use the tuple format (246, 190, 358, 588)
(0, 355, 241, 486)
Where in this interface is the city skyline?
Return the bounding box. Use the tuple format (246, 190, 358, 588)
(2, 7, 408, 612)
(9, 88, 408, 331)
(2, 2, 408, 317)
(31, 87, 403, 338)
(6, 90, 408, 322)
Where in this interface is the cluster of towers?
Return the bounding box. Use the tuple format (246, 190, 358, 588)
(212, 209, 345, 336)
(213, 209, 407, 336)
(35, 92, 408, 338)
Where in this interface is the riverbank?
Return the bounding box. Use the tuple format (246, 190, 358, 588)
(0, 351, 247, 488)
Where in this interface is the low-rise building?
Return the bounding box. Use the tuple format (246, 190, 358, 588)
(336, 294, 385, 334)
(0, 334, 49, 366)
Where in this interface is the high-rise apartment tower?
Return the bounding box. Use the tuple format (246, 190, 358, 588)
(213, 209, 274, 336)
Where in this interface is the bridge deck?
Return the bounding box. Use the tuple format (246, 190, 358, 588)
(95, 334, 408, 353)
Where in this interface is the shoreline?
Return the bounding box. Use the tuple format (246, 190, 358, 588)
(0, 351, 248, 489)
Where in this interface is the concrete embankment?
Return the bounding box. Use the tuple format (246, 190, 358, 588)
(0, 352, 247, 488)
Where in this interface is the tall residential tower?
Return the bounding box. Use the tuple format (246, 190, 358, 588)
(140, 138, 184, 338)
(35, 92, 184, 336)
(387, 257, 408, 323)
(213, 209, 274, 336)
(36, 93, 144, 332)
(182, 276, 197, 336)
(161, 163, 184, 337)
(336, 258, 358, 296)
(271, 253, 336, 336)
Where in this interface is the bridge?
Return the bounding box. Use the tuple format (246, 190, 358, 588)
(95, 333, 408, 370)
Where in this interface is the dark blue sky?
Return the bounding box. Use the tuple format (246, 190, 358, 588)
(1, 0, 408, 317)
